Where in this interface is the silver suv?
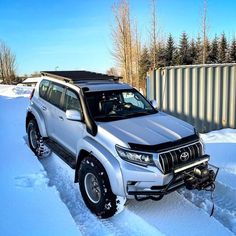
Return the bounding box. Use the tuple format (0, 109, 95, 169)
(26, 71, 218, 218)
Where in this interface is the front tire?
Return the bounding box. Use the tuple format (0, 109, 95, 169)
(78, 155, 121, 218)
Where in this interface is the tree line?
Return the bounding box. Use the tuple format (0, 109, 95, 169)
(110, 0, 236, 90)
(139, 33, 236, 84)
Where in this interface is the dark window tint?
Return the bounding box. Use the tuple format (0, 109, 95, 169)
(39, 80, 50, 100)
(63, 89, 81, 111)
(85, 89, 157, 122)
(48, 83, 64, 108)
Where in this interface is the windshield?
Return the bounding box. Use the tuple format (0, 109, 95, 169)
(85, 89, 157, 122)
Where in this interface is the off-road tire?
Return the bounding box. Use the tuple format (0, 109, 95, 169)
(78, 155, 118, 218)
(27, 119, 44, 158)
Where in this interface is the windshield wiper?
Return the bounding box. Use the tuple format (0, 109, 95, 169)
(94, 114, 126, 121)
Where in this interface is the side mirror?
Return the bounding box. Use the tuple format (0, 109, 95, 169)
(150, 100, 158, 109)
(66, 109, 82, 121)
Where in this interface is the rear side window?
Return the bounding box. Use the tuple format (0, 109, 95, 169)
(39, 80, 50, 100)
(48, 83, 64, 108)
(63, 89, 81, 111)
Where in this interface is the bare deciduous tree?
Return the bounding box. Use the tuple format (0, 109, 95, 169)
(0, 41, 16, 84)
(111, 1, 144, 89)
(202, 0, 208, 64)
(133, 20, 141, 88)
(106, 67, 119, 76)
(150, 0, 158, 68)
(111, 0, 132, 84)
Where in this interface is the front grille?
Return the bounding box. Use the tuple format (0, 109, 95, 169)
(159, 142, 203, 174)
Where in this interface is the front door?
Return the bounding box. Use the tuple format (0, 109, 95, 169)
(52, 88, 85, 156)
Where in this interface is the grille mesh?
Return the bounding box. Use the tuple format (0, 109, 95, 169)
(159, 142, 203, 174)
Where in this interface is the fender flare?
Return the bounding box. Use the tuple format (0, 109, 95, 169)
(75, 137, 126, 197)
(26, 107, 48, 137)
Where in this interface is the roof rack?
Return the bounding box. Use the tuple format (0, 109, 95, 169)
(41, 70, 121, 84)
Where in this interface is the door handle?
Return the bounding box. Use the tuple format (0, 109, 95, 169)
(41, 106, 47, 111)
(58, 116, 64, 121)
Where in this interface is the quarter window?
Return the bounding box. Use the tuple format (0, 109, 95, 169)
(39, 80, 50, 100)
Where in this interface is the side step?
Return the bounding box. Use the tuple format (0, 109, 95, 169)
(44, 139, 76, 169)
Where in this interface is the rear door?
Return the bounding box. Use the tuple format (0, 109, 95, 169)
(36, 79, 51, 134)
(46, 82, 65, 137)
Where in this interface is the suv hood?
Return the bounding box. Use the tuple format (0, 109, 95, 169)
(98, 112, 195, 146)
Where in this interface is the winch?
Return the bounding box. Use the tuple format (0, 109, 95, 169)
(184, 164, 219, 191)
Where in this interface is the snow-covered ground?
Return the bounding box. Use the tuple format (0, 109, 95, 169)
(0, 84, 235, 236)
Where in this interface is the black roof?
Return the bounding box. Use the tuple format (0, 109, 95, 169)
(41, 70, 121, 83)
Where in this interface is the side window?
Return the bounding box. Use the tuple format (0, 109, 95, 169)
(39, 80, 50, 100)
(63, 89, 81, 111)
(48, 83, 64, 108)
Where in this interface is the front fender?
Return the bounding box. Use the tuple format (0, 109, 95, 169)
(77, 136, 125, 197)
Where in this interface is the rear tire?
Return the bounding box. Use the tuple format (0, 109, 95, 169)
(27, 119, 51, 158)
(78, 155, 121, 218)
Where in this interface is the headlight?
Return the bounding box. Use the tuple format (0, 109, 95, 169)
(116, 145, 154, 166)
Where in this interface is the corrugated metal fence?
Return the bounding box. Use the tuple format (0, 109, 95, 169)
(147, 63, 236, 132)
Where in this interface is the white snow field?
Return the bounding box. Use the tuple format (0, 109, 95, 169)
(0, 84, 235, 236)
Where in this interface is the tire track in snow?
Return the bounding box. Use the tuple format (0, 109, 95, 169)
(179, 181, 236, 234)
(102, 210, 163, 236)
(40, 154, 162, 236)
(217, 169, 236, 190)
(126, 190, 233, 236)
(40, 154, 112, 236)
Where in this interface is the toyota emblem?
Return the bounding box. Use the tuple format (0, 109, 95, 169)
(180, 151, 189, 162)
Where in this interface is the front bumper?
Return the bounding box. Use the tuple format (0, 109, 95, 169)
(124, 155, 219, 201)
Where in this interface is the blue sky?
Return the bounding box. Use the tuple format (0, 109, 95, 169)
(0, 0, 235, 75)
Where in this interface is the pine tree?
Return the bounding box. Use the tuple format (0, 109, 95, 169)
(165, 34, 175, 66)
(219, 33, 228, 63)
(209, 36, 219, 63)
(178, 32, 191, 65)
(189, 39, 197, 64)
(205, 38, 211, 63)
(156, 42, 166, 67)
(230, 37, 236, 62)
(195, 36, 202, 64)
(139, 46, 151, 85)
